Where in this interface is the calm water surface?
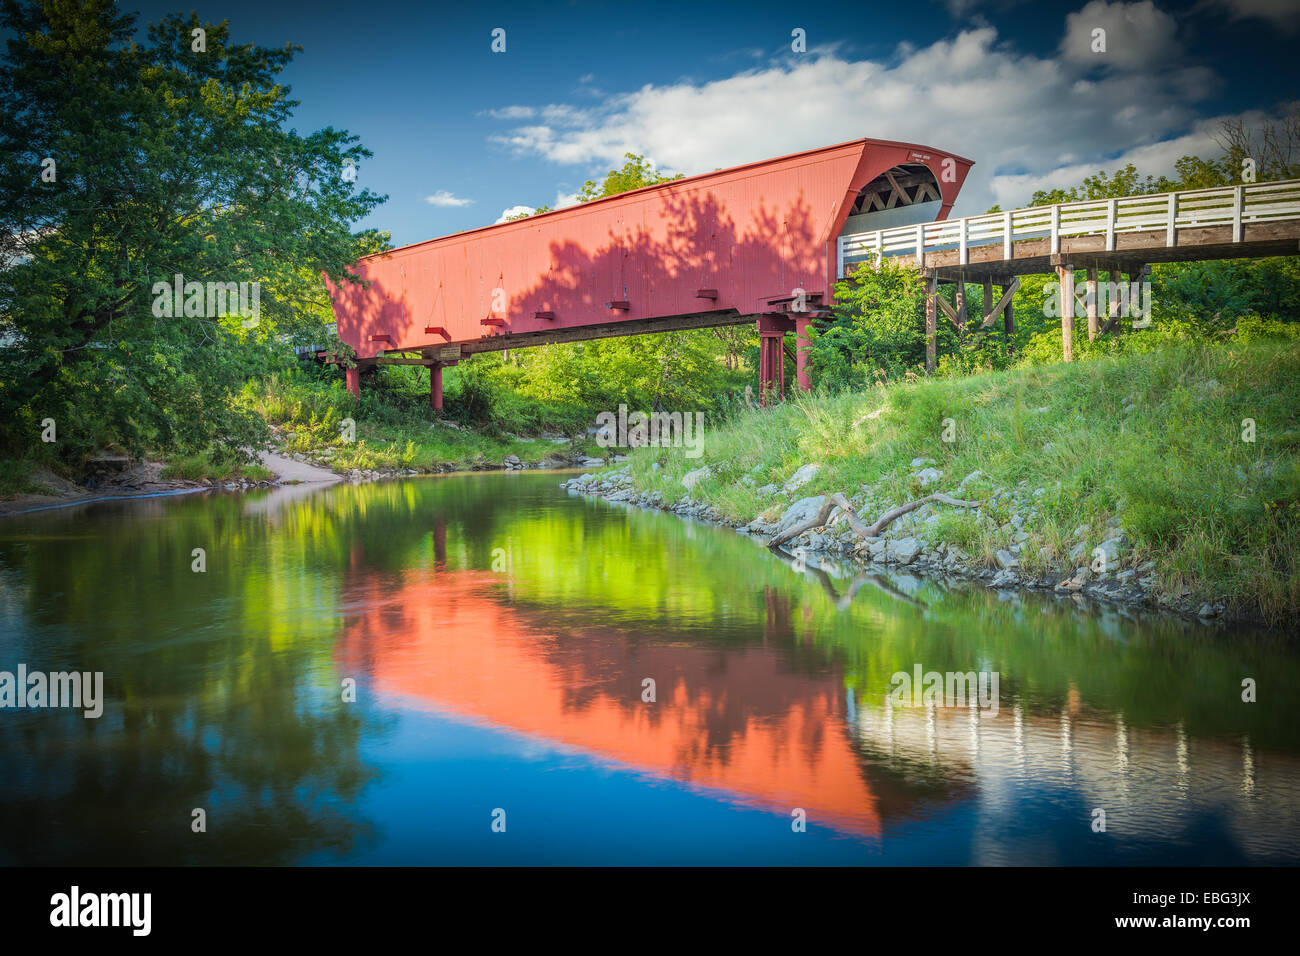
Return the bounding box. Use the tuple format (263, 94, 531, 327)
(1, 472, 1297, 865)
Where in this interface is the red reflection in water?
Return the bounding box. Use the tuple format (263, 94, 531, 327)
(338, 566, 882, 838)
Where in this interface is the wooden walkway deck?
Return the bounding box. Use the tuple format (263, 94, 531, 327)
(836, 179, 1300, 366)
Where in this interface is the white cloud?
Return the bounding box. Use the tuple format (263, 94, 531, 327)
(988, 114, 1226, 206)
(487, 105, 536, 120)
(492, 189, 582, 225)
(1203, 0, 1300, 31)
(1061, 1, 1182, 69)
(424, 190, 473, 207)
(552, 189, 581, 209)
(487, 19, 1221, 215)
(495, 204, 536, 223)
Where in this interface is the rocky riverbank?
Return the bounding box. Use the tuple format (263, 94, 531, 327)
(564, 460, 1235, 626)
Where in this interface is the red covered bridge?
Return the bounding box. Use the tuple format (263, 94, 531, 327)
(327, 137, 974, 407)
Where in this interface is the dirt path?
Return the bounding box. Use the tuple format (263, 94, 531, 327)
(257, 450, 342, 484)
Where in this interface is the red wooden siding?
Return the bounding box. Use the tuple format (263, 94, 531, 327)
(328, 137, 974, 360)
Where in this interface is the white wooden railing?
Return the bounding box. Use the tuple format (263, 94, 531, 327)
(837, 179, 1300, 275)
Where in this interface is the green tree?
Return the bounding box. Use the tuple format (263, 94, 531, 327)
(0, 0, 385, 463)
(504, 205, 551, 221)
(576, 153, 682, 202)
(811, 256, 929, 387)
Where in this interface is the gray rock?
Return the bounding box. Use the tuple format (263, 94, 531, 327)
(990, 569, 1019, 588)
(681, 465, 713, 490)
(890, 537, 923, 564)
(1093, 536, 1128, 569)
(783, 463, 820, 494)
(914, 467, 943, 487)
(757, 483, 780, 496)
(995, 549, 1020, 569)
(957, 469, 984, 491)
(910, 457, 936, 468)
(772, 495, 827, 536)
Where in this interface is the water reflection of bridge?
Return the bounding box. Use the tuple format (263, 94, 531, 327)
(336, 530, 1299, 858)
(338, 567, 905, 838)
(849, 694, 1300, 863)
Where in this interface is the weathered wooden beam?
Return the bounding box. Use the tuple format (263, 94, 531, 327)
(1099, 268, 1123, 336)
(883, 169, 912, 206)
(980, 277, 1020, 328)
(1058, 264, 1075, 362)
(1086, 267, 1099, 340)
(605, 300, 630, 310)
(925, 277, 938, 373)
(936, 292, 960, 327)
(1003, 283, 1015, 353)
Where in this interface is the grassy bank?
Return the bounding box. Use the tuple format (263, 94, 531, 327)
(615, 341, 1300, 625)
(240, 368, 607, 473)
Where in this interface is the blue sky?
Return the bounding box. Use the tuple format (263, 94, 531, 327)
(121, 0, 1298, 246)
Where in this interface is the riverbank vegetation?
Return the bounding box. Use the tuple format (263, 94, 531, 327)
(618, 339, 1300, 625)
(2, 3, 1298, 625)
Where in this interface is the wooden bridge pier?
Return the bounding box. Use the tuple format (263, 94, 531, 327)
(922, 271, 1020, 372)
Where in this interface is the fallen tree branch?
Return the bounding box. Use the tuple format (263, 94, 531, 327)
(766, 491, 980, 550)
(766, 493, 871, 549)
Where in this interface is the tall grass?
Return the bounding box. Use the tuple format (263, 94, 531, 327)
(241, 369, 602, 472)
(623, 341, 1300, 624)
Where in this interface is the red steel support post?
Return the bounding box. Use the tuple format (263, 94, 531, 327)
(756, 314, 796, 406)
(795, 316, 811, 392)
(430, 363, 443, 411)
(346, 366, 360, 399)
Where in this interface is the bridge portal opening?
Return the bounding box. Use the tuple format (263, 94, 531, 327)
(838, 164, 944, 270)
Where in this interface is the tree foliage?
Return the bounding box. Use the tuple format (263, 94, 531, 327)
(576, 152, 682, 202)
(0, 0, 385, 463)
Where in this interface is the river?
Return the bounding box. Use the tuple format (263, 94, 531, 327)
(1, 471, 1297, 865)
